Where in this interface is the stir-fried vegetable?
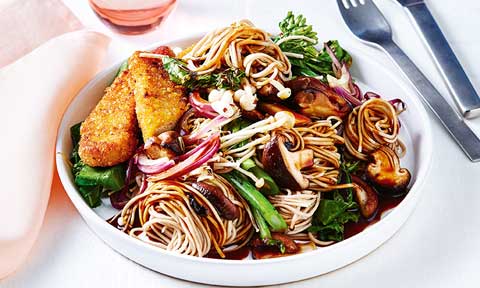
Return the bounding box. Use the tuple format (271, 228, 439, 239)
(252, 207, 271, 240)
(226, 118, 281, 195)
(223, 171, 287, 232)
(308, 162, 360, 241)
(70, 122, 126, 208)
(274, 11, 352, 78)
(240, 159, 280, 196)
(162, 56, 245, 90)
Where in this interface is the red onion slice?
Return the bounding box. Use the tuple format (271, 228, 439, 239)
(178, 133, 219, 161)
(189, 91, 218, 119)
(333, 86, 362, 106)
(136, 154, 176, 174)
(110, 190, 130, 210)
(176, 108, 197, 136)
(151, 135, 220, 180)
(183, 115, 231, 145)
(324, 43, 342, 78)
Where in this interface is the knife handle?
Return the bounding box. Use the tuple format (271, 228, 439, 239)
(380, 40, 480, 162)
(404, 2, 480, 119)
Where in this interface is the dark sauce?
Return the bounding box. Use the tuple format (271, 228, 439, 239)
(107, 213, 121, 229)
(344, 194, 406, 239)
(252, 244, 287, 260)
(206, 245, 250, 260)
(251, 240, 313, 260)
(107, 212, 141, 234)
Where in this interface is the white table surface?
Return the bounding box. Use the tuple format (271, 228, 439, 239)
(3, 0, 480, 287)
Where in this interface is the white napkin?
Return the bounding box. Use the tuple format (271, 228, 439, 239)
(0, 31, 110, 279)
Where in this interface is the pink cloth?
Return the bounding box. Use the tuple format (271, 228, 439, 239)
(0, 30, 110, 279)
(0, 0, 111, 279)
(0, 0, 83, 67)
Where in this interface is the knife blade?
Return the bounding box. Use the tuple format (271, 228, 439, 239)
(397, 0, 480, 119)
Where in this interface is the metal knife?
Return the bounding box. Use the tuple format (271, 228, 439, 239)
(397, 0, 480, 119)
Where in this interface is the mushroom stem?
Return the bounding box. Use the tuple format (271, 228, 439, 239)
(292, 150, 314, 169)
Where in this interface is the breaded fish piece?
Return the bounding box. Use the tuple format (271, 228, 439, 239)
(78, 71, 138, 167)
(128, 49, 187, 141)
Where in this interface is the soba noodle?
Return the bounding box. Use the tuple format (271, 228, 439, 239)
(119, 177, 253, 257)
(278, 117, 353, 192)
(344, 98, 403, 160)
(269, 189, 320, 235)
(179, 20, 292, 98)
(102, 17, 411, 257)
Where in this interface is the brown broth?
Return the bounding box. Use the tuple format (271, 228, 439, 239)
(344, 194, 406, 239)
(206, 246, 251, 260)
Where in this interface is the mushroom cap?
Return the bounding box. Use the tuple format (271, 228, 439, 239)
(366, 146, 411, 194)
(262, 134, 313, 190)
(286, 76, 352, 119)
(351, 175, 378, 219)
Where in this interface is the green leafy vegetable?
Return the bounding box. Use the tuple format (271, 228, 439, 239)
(74, 165, 125, 191)
(223, 171, 287, 232)
(116, 60, 129, 77)
(308, 165, 360, 241)
(69, 122, 126, 208)
(226, 118, 281, 196)
(274, 12, 352, 78)
(162, 56, 245, 90)
(240, 159, 280, 196)
(308, 193, 359, 241)
(70, 123, 82, 164)
(252, 207, 271, 240)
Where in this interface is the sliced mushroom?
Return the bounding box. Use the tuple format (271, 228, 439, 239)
(241, 109, 265, 121)
(286, 76, 351, 119)
(351, 175, 378, 219)
(366, 146, 411, 194)
(271, 233, 299, 253)
(192, 182, 240, 220)
(257, 102, 311, 126)
(257, 83, 280, 103)
(262, 135, 314, 190)
(145, 130, 184, 159)
(251, 233, 299, 259)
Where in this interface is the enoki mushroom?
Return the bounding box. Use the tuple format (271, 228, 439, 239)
(269, 189, 320, 235)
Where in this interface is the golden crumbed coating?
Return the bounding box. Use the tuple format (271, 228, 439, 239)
(78, 71, 138, 167)
(128, 50, 188, 141)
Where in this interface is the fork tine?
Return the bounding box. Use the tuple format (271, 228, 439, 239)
(338, 0, 349, 9)
(349, 0, 358, 7)
(361, 0, 387, 18)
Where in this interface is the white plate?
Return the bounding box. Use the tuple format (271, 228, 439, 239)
(56, 36, 433, 286)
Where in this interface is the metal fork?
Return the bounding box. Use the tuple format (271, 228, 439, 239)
(337, 0, 480, 162)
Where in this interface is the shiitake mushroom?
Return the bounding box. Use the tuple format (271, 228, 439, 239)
(145, 130, 184, 159)
(192, 182, 240, 220)
(351, 175, 379, 219)
(285, 76, 352, 119)
(366, 146, 411, 195)
(261, 134, 313, 190)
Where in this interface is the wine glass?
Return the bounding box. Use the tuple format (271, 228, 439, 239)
(88, 0, 177, 35)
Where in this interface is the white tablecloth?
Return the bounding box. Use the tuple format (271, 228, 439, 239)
(3, 0, 480, 287)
